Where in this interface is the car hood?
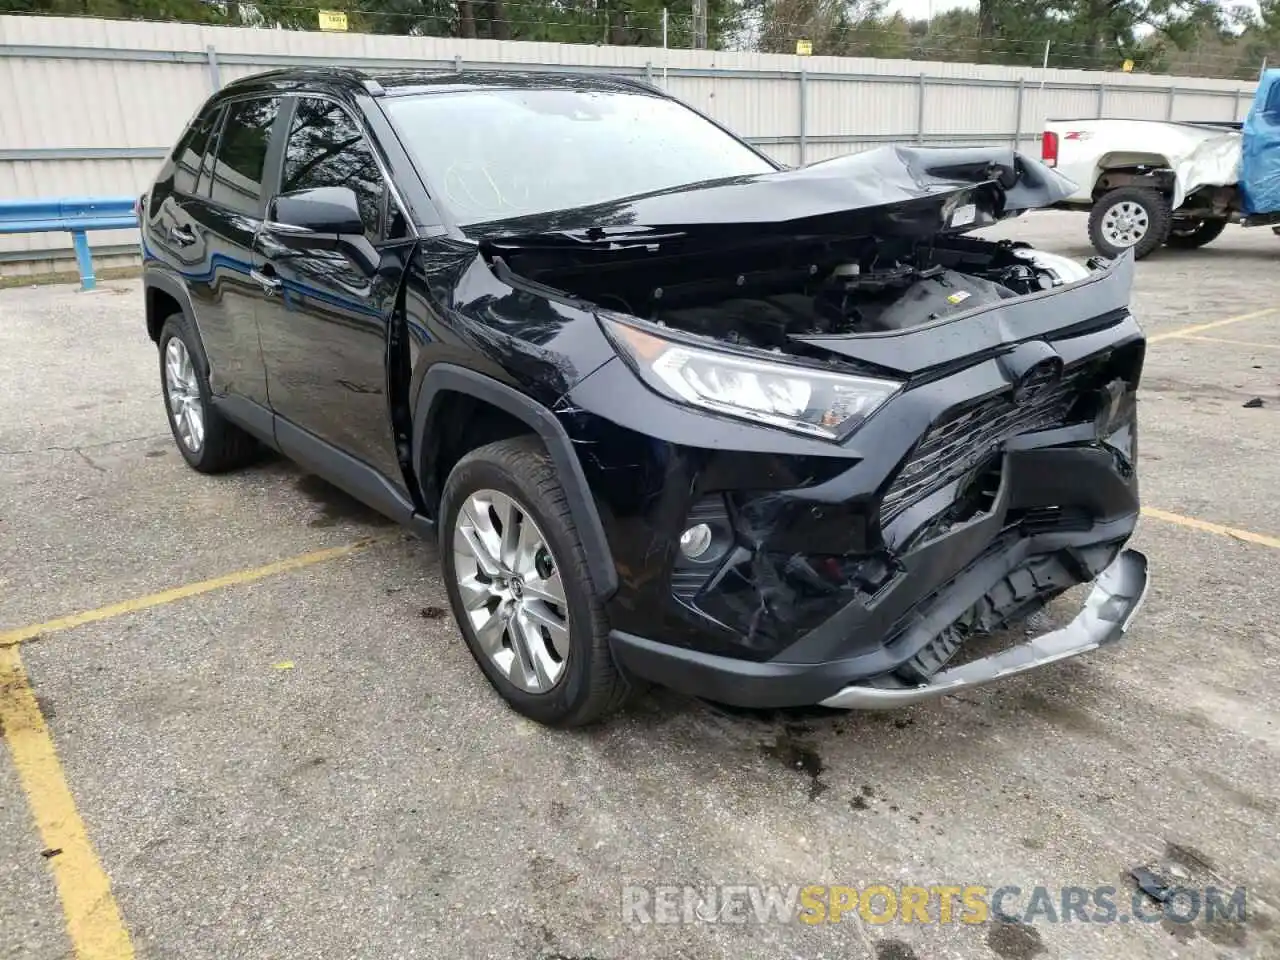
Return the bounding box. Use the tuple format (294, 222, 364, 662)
(468, 145, 1077, 245)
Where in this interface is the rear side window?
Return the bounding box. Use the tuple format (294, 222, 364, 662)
(208, 97, 280, 216)
(282, 97, 383, 235)
(172, 106, 221, 196)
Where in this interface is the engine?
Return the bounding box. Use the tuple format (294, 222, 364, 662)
(497, 234, 1087, 354)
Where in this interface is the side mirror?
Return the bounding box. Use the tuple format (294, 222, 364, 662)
(266, 186, 364, 250)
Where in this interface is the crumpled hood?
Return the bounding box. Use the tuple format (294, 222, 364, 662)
(470, 146, 1077, 244)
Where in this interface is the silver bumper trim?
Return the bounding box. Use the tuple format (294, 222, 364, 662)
(817, 548, 1149, 709)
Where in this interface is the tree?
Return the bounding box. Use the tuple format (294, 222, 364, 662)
(747, 0, 908, 56)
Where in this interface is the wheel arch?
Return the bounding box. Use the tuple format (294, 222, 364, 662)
(144, 266, 199, 344)
(413, 364, 618, 598)
(1092, 154, 1176, 199)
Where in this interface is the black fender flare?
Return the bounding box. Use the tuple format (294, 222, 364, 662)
(142, 263, 222, 388)
(412, 364, 618, 599)
(142, 263, 199, 341)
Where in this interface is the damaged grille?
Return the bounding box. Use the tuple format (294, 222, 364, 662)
(880, 365, 1092, 526)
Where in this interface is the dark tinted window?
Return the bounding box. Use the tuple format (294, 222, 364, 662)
(209, 97, 280, 216)
(283, 98, 382, 234)
(173, 106, 220, 195)
(195, 110, 223, 198)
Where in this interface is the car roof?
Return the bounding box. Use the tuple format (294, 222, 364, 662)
(220, 66, 664, 100)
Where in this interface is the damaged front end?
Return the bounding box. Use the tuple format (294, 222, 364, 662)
(486, 146, 1149, 708)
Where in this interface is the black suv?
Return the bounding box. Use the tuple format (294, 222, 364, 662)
(141, 67, 1149, 726)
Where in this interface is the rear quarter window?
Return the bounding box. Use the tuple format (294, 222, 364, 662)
(172, 105, 222, 196)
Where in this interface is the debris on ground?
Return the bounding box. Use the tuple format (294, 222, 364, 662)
(1243, 397, 1265, 408)
(1131, 866, 1173, 902)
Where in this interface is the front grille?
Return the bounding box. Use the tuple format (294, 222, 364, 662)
(880, 365, 1092, 526)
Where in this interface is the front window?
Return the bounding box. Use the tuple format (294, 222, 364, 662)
(382, 89, 775, 227)
(283, 97, 384, 235)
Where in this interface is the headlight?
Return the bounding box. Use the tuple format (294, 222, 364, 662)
(602, 316, 901, 440)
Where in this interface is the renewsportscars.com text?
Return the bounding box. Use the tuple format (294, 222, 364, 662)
(621, 883, 1248, 927)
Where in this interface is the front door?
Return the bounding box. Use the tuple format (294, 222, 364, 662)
(254, 95, 408, 485)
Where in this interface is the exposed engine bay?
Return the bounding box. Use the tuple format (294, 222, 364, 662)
(490, 233, 1089, 354)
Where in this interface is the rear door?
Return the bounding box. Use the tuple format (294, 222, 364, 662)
(1242, 72, 1280, 216)
(253, 94, 410, 484)
(147, 102, 222, 269)
(182, 95, 285, 406)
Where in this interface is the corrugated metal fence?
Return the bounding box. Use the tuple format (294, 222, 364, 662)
(0, 13, 1259, 275)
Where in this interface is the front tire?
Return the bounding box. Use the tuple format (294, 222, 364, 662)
(439, 436, 630, 727)
(157, 313, 257, 473)
(1088, 187, 1172, 260)
(1165, 218, 1228, 249)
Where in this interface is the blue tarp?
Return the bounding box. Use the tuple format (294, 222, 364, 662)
(1241, 69, 1280, 216)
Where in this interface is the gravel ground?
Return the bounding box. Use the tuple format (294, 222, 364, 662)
(1, 211, 1278, 960)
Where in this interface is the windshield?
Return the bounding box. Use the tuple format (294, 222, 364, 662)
(383, 88, 776, 227)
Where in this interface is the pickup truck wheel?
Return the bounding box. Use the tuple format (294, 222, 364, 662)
(1088, 187, 1172, 260)
(439, 436, 631, 727)
(157, 314, 258, 473)
(1165, 219, 1228, 249)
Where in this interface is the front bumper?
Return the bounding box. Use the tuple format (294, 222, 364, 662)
(561, 293, 1147, 709)
(817, 547, 1147, 708)
(606, 515, 1146, 709)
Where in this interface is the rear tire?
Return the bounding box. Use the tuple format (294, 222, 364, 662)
(439, 436, 630, 727)
(1088, 187, 1172, 260)
(1165, 219, 1228, 249)
(157, 313, 257, 473)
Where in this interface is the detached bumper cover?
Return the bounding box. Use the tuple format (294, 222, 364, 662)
(818, 548, 1148, 709)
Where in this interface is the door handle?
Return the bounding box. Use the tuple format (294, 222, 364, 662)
(250, 267, 283, 295)
(168, 225, 196, 247)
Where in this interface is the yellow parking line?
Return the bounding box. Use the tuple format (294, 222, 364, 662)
(1148, 307, 1278, 342)
(1180, 334, 1280, 352)
(0, 536, 389, 649)
(1, 644, 135, 959)
(1143, 507, 1280, 550)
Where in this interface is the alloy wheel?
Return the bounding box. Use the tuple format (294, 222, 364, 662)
(451, 488, 571, 693)
(164, 337, 205, 452)
(1100, 200, 1150, 249)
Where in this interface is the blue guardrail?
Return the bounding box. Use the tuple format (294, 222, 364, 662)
(0, 197, 138, 290)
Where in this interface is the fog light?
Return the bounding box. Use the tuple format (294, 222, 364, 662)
(679, 523, 713, 559)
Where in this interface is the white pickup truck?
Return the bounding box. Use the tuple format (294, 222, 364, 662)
(1041, 71, 1280, 259)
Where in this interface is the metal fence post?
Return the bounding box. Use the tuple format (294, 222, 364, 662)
(1166, 86, 1176, 120)
(1234, 88, 1243, 120)
(205, 43, 221, 91)
(1013, 78, 1025, 148)
(645, 61, 653, 83)
(798, 62, 808, 166)
(916, 73, 926, 144)
(71, 229, 95, 292)
(1096, 82, 1106, 118)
